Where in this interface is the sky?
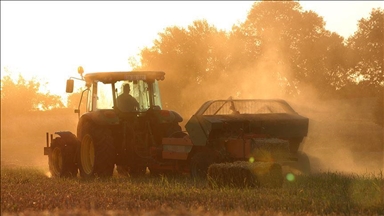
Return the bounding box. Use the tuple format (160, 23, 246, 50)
(1, 1, 383, 97)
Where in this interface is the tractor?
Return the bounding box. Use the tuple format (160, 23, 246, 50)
(44, 67, 310, 184)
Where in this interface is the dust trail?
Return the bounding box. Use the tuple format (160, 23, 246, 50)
(289, 93, 384, 174)
(175, 25, 383, 175)
(1, 110, 78, 171)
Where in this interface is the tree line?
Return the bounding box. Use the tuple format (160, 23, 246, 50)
(0, 69, 83, 116)
(1, 1, 382, 125)
(131, 1, 383, 125)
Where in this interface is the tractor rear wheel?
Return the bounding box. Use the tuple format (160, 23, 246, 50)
(78, 122, 116, 178)
(49, 135, 78, 178)
(190, 152, 215, 179)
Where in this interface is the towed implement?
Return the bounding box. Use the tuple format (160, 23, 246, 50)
(44, 67, 309, 187)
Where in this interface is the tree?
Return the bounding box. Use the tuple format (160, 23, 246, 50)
(344, 8, 384, 126)
(232, 0, 348, 98)
(131, 1, 377, 119)
(346, 8, 383, 91)
(133, 20, 232, 116)
(1, 72, 64, 115)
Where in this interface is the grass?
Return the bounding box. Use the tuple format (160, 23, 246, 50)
(1, 167, 383, 216)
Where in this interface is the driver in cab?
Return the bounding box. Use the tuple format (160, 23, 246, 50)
(117, 83, 139, 112)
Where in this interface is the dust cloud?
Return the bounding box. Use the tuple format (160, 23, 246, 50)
(1, 109, 78, 171)
(289, 92, 384, 174)
(180, 75, 384, 174)
(175, 26, 294, 118)
(173, 31, 383, 175)
(2, 32, 382, 176)
(1, 87, 382, 175)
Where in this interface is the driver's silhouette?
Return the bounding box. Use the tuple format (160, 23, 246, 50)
(117, 83, 139, 111)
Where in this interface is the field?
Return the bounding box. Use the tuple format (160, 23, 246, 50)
(1, 167, 383, 216)
(1, 99, 383, 215)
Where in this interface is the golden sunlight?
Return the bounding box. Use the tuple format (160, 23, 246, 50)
(1, 1, 382, 99)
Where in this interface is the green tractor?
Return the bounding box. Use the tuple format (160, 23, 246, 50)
(44, 67, 185, 178)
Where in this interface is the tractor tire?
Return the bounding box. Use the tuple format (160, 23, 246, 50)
(78, 122, 116, 178)
(296, 151, 311, 175)
(190, 152, 215, 179)
(286, 151, 311, 175)
(49, 135, 78, 178)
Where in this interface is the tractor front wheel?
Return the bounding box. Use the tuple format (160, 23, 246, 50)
(49, 135, 78, 178)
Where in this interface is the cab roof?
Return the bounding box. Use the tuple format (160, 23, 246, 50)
(84, 71, 165, 84)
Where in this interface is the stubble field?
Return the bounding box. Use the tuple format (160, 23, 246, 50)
(1, 166, 383, 216)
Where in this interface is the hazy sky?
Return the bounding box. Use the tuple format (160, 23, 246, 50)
(1, 1, 383, 96)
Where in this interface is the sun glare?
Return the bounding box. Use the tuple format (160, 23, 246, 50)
(1, 1, 253, 101)
(1, 1, 382, 101)
(286, 173, 295, 182)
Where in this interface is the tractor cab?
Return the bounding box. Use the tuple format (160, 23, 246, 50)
(66, 67, 165, 116)
(84, 71, 164, 113)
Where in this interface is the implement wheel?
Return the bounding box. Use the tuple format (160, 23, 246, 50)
(78, 122, 116, 178)
(295, 151, 311, 175)
(190, 152, 214, 179)
(49, 134, 78, 178)
(283, 151, 311, 175)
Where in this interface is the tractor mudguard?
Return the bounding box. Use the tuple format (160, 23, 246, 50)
(79, 110, 119, 126)
(170, 110, 183, 122)
(151, 110, 183, 123)
(44, 131, 77, 155)
(54, 131, 77, 139)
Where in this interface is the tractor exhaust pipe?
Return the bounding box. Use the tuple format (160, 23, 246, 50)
(46, 132, 49, 148)
(44, 132, 51, 156)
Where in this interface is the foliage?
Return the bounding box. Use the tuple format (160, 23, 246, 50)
(344, 8, 384, 126)
(232, 1, 347, 97)
(1, 72, 64, 114)
(131, 1, 384, 125)
(346, 8, 384, 91)
(137, 20, 231, 114)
